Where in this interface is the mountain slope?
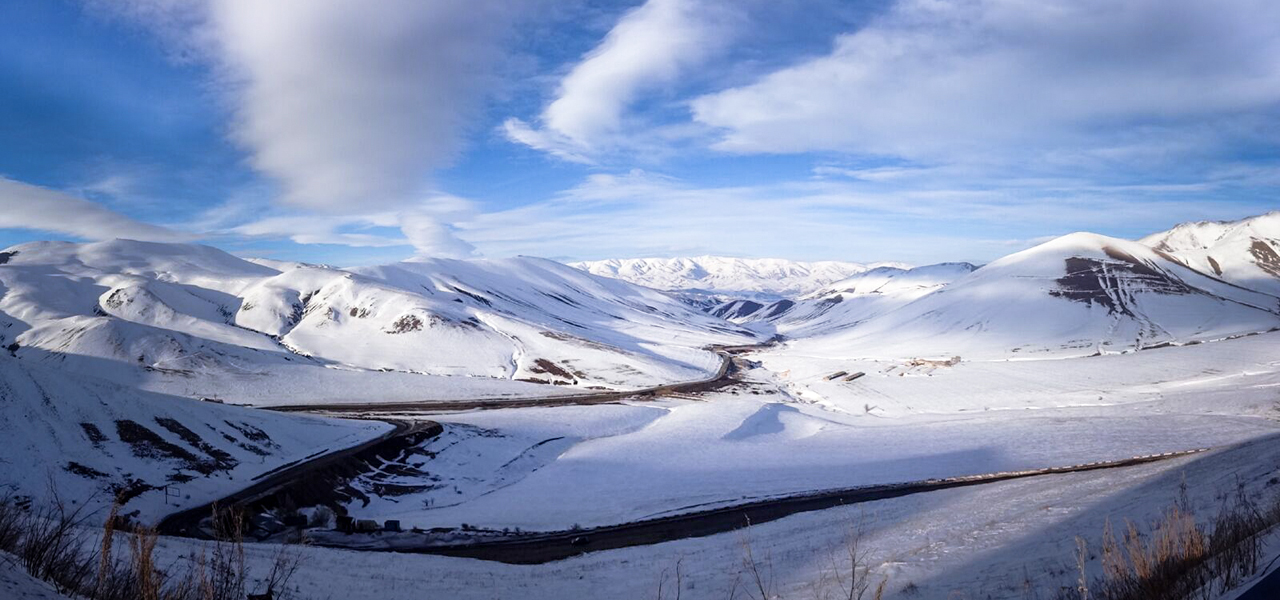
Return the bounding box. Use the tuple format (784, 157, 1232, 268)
(789, 233, 1280, 360)
(570, 256, 908, 300)
(719, 263, 978, 337)
(1140, 211, 1280, 296)
(0, 240, 755, 406)
(0, 352, 387, 522)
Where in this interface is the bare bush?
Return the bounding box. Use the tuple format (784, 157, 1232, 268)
(0, 495, 302, 600)
(1052, 481, 1280, 600)
(728, 514, 886, 600)
(810, 516, 886, 600)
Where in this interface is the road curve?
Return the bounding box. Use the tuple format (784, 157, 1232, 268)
(307, 448, 1211, 564)
(263, 344, 761, 415)
(161, 340, 1212, 567)
(157, 344, 762, 536)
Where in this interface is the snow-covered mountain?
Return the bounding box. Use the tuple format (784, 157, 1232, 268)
(1140, 211, 1280, 296)
(0, 240, 755, 406)
(787, 233, 1280, 360)
(570, 256, 909, 301)
(0, 350, 387, 522)
(716, 262, 979, 338)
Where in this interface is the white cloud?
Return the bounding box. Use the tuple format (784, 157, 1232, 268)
(400, 213, 476, 259)
(454, 170, 1264, 264)
(507, 0, 735, 157)
(692, 0, 1280, 163)
(106, 0, 519, 213)
(230, 193, 478, 258)
(0, 177, 192, 243)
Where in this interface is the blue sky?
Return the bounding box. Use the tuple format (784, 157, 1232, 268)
(1, 0, 1277, 266)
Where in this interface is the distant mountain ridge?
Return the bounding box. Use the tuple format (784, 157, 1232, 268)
(570, 256, 910, 299)
(718, 262, 980, 337)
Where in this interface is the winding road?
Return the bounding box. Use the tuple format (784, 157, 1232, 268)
(261, 343, 756, 415)
(158, 345, 755, 537)
(157, 343, 1219, 567)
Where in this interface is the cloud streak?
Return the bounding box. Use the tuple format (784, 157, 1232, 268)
(0, 177, 192, 243)
(453, 169, 1270, 264)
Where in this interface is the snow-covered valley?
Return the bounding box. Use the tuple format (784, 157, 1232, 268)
(4, 212, 1280, 599)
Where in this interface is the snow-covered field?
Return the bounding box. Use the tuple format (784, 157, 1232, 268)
(140, 429, 1280, 600)
(4, 213, 1280, 599)
(326, 332, 1280, 533)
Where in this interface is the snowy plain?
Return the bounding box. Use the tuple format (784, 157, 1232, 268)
(331, 332, 1280, 533)
(4, 213, 1280, 598)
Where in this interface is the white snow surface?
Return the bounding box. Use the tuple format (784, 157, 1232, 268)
(140, 433, 1280, 600)
(0, 552, 72, 600)
(0, 240, 754, 406)
(2, 220, 1280, 598)
(0, 354, 388, 522)
(1141, 210, 1280, 296)
(785, 232, 1280, 360)
(130, 330, 1280, 599)
(332, 332, 1280, 533)
(571, 255, 909, 299)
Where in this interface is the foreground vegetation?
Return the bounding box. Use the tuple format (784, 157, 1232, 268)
(3, 476, 1280, 600)
(0, 493, 297, 600)
(1052, 480, 1280, 600)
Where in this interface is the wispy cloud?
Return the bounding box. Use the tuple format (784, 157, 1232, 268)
(505, 0, 737, 160)
(227, 193, 478, 258)
(0, 177, 192, 243)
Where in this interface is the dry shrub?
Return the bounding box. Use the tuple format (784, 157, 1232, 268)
(1054, 480, 1280, 600)
(0, 495, 302, 600)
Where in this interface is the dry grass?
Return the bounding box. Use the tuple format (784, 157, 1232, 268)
(1053, 480, 1280, 600)
(0, 493, 301, 600)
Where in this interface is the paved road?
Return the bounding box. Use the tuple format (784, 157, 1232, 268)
(308, 449, 1209, 564)
(157, 344, 761, 534)
(263, 344, 756, 415)
(158, 342, 1217, 567)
